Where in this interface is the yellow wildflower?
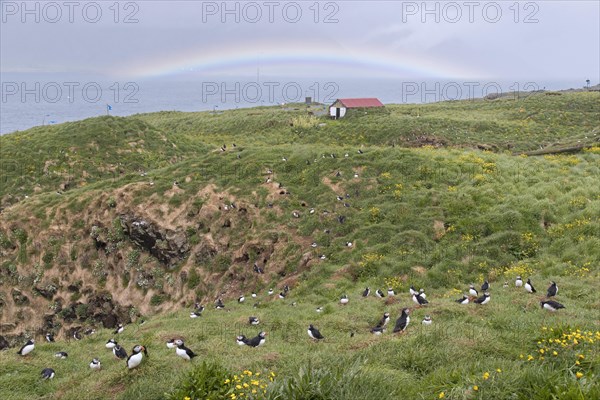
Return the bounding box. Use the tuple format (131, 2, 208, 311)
(483, 372, 490, 380)
(553, 351, 558, 356)
(527, 355, 534, 361)
(473, 385, 479, 391)
(439, 392, 445, 399)
(236, 385, 242, 390)
(496, 369, 502, 373)
(576, 372, 583, 379)
(578, 354, 585, 359)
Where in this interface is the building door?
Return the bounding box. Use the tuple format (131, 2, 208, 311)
(336, 108, 341, 119)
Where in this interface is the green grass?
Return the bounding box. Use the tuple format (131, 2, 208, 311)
(0, 92, 599, 399)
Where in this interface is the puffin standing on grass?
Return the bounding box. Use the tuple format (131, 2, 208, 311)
(45, 333, 55, 343)
(174, 339, 197, 361)
(41, 368, 55, 380)
(547, 281, 558, 297)
(362, 287, 371, 297)
(114, 324, 125, 334)
(469, 285, 479, 297)
(113, 344, 128, 360)
(515, 276, 523, 287)
(376, 312, 391, 328)
(105, 339, 117, 349)
(541, 300, 565, 312)
(474, 292, 491, 305)
(412, 293, 429, 306)
(308, 325, 325, 341)
(17, 339, 35, 356)
(215, 299, 225, 309)
(340, 295, 349, 305)
(525, 279, 536, 293)
(393, 308, 411, 333)
(376, 289, 385, 298)
(422, 315, 433, 326)
(481, 281, 489, 291)
(370, 326, 385, 335)
(236, 335, 249, 346)
(246, 332, 267, 347)
(456, 295, 469, 305)
(127, 345, 148, 369)
(249, 316, 260, 325)
(89, 358, 101, 370)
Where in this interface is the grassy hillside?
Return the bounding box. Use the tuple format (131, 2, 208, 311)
(0, 92, 599, 399)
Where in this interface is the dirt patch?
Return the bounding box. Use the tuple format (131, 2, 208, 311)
(321, 177, 343, 195)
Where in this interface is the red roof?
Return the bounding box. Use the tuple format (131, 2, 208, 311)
(336, 98, 384, 108)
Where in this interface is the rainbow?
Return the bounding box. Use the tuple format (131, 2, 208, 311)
(117, 40, 487, 80)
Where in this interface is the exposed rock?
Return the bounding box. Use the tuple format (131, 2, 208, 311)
(119, 214, 190, 268)
(11, 288, 29, 306)
(194, 238, 218, 262)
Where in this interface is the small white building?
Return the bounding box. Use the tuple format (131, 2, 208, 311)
(329, 98, 384, 119)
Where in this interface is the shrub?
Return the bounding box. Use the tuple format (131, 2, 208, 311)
(187, 268, 201, 289)
(165, 361, 232, 400)
(150, 294, 165, 306)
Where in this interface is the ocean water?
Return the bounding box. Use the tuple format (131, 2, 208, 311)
(0, 74, 583, 135)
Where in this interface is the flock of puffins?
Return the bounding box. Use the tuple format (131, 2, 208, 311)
(18, 276, 563, 381)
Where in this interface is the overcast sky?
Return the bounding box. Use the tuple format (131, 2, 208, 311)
(1, 1, 599, 82)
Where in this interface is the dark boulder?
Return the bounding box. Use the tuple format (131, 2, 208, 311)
(119, 214, 189, 268)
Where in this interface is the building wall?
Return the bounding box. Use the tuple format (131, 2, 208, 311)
(329, 106, 347, 118)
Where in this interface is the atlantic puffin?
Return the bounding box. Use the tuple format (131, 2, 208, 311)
(236, 335, 248, 346)
(456, 295, 469, 305)
(238, 295, 245, 303)
(515, 276, 523, 287)
(409, 286, 417, 296)
(215, 299, 225, 309)
(246, 332, 267, 347)
(190, 311, 203, 318)
(541, 300, 565, 311)
(474, 292, 491, 305)
(481, 280, 489, 291)
(393, 308, 410, 333)
(308, 325, 325, 340)
(387, 288, 395, 296)
(174, 339, 197, 360)
(127, 345, 148, 369)
(54, 351, 68, 359)
(370, 326, 385, 335)
(41, 368, 55, 380)
(113, 344, 128, 360)
(525, 278, 536, 293)
(105, 339, 117, 349)
(375, 289, 385, 298)
(17, 339, 34, 356)
(418, 288, 427, 299)
(340, 295, 349, 305)
(376, 312, 390, 328)
(45, 333, 55, 343)
(547, 281, 558, 297)
(412, 293, 428, 306)
(114, 324, 124, 334)
(422, 315, 433, 326)
(362, 287, 370, 297)
(249, 316, 260, 325)
(469, 285, 478, 297)
(166, 339, 176, 349)
(89, 358, 101, 370)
